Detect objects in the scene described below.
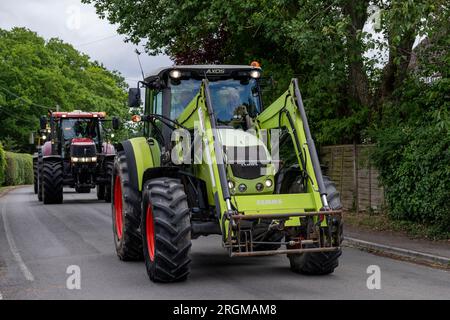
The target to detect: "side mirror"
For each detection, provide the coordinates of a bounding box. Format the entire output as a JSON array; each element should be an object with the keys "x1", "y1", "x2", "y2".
[
  {"x1": 40, "y1": 116, "x2": 47, "y2": 130},
  {"x1": 128, "y1": 88, "x2": 141, "y2": 108},
  {"x1": 112, "y1": 117, "x2": 120, "y2": 130}
]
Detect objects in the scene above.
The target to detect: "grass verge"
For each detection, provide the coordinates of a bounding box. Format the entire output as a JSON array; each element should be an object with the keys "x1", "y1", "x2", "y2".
[{"x1": 344, "y1": 211, "x2": 450, "y2": 241}]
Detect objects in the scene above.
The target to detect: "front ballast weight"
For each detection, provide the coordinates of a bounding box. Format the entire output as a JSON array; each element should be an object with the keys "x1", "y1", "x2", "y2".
[{"x1": 223, "y1": 210, "x2": 342, "y2": 257}]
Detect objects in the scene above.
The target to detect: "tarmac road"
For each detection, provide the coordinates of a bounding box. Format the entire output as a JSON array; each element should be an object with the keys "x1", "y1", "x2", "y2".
[{"x1": 0, "y1": 186, "x2": 449, "y2": 300}]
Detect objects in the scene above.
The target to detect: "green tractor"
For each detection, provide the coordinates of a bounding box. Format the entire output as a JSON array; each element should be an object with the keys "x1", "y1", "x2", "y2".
[{"x1": 112, "y1": 64, "x2": 343, "y2": 282}]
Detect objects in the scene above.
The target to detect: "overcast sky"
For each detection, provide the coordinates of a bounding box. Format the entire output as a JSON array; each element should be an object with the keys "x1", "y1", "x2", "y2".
[{"x1": 0, "y1": 0, "x2": 172, "y2": 87}]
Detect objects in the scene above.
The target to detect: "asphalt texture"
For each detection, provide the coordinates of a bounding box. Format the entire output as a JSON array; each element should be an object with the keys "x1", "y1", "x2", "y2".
[{"x1": 0, "y1": 186, "x2": 449, "y2": 300}]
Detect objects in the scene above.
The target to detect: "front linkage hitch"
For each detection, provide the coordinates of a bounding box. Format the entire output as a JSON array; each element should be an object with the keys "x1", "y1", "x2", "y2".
[{"x1": 223, "y1": 210, "x2": 342, "y2": 257}]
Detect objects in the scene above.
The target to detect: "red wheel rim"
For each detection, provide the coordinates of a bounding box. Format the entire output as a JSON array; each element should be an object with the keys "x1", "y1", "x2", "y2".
[
  {"x1": 114, "y1": 175, "x2": 123, "y2": 239},
  {"x1": 146, "y1": 205, "x2": 155, "y2": 261}
]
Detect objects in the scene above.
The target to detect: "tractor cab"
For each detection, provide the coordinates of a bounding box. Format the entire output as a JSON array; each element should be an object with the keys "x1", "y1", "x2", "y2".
[
  {"x1": 130, "y1": 65, "x2": 263, "y2": 129},
  {"x1": 49, "y1": 111, "x2": 105, "y2": 159},
  {"x1": 130, "y1": 65, "x2": 273, "y2": 195}
]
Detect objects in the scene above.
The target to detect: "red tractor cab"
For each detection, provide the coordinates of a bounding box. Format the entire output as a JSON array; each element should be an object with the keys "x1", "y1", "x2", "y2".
[{"x1": 35, "y1": 110, "x2": 120, "y2": 204}]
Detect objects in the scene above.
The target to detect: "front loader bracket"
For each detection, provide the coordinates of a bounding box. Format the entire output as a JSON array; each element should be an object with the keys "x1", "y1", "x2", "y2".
[{"x1": 223, "y1": 210, "x2": 342, "y2": 257}]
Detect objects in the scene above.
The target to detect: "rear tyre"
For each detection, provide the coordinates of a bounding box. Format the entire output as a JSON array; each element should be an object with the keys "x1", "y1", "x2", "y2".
[
  {"x1": 42, "y1": 161, "x2": 63, "y2": 204},
  {"x1": 142, "y1": 178, "x2": 191, "y2": 283},
  {"x1": 104, "y1": 160, "x2": 113, "y2": 203},
  {"x1": 288, "y1": 175, "x2": 343, "y2": 275},
  {"x1": 96, "y1": 184, "x2": 105, "y2": 200},
  {"x1": 33, "y1": 160, "x2": 38, "y2": 194},
  {"x1": 37, "y1": 151, "x2": 43, "y2": 201},
  {"x1": 112, "y1": 151, "x2": 143, "y2": 261}
]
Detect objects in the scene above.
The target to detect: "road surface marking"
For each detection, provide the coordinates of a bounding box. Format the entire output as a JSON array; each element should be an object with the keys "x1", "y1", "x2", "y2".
[{"x1": 1, "y1": 203, "x2": 35, "y2": 281}]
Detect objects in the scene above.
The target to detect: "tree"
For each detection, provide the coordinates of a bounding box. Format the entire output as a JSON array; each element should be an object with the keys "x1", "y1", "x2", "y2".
[
  {"x1": 0, "y1": 28, "x2": 128, "y2": 152},
  {"x1": 84, "y1": 0, "x2": 447, "y2": 142}
]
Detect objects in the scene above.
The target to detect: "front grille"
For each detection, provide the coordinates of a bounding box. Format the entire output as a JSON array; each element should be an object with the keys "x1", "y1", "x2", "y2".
[
  {"x1": 230, "y1": 163, "x2": 267, "y2": 179},
  {"x1": 224, "y1": 145, "x2": 269, "y2": 179},
  {"x1": 70, "y1": 144, "x2": 96, "y2": 157}
]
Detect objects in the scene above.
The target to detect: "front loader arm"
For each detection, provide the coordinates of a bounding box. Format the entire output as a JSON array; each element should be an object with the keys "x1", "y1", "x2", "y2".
[
  {"x1": 176, "y1": 80, "x2": 233, "y2": 233},
  {"x1": 256, "y1": 78, "x2": 330, "y2": 210},
  {"x1": 177, "y1": 78, "x2": 337, "y2": 254}
]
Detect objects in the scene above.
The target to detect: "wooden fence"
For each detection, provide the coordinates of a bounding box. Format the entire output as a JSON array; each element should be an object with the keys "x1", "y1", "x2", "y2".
[{"x1": 320, "y1": 144, "x2": 385, "y2": 212}]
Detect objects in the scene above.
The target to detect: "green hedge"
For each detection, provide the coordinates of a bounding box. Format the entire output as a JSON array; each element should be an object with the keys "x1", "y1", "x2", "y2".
[
  {"x1": 0, "y1": 143, "x2": 6, "y2": 185},
  {"x1": 3, "y1": 152, "x2": 34, "y2": 186},
  {"x1": 372, "y1": 121, "x2": 450, "y2": 238}
]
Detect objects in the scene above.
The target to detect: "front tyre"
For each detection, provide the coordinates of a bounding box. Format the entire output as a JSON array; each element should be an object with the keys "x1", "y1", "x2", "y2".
[
  {"x1": 142, "y1": 178, "x2": 191, "y2": 283},
  {"x1": 42, "y1": 161, "x2": 63, "y2": 204},
  {"x1": 288, "y1": 176, "x2": 343, "y2": 275},
  {"x1": 251, "y1": 220, "x2": 284, "y2": 251}
]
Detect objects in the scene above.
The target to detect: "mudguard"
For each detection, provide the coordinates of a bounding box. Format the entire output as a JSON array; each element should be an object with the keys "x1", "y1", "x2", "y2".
[
  {"x1": 42, "y1": 155, "x2": 62, "y2": 162},
  {"x1": 118, "y1": 137, "x2": 161, "y2": 192},
  {"x1": 41, "y1": 141, "x2": 53, "y2": 156}
]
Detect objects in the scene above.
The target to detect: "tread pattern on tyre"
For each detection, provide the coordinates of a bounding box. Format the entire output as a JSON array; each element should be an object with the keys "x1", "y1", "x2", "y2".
[
  {"x1": 288, "y1": 175, "x2": 343, "y2": 275},
  {"x1": 142, "y1": 178, "x2": 191, "y2": 283},
  {"x1": 104, "y1": 160, "x2": 113, "y2": 203},
  {"x1": 33, "y1": 159, "x2": 38, "y2": 194},
  {"x1": 42, "y1": 161, "x2": 63, "y2": 204},
  {"x1": 37, "y1": 151, "x2": 43, "y2": 201},
  {"x1": 112, "y1": 151, "x2": 143, "y2": 261}
]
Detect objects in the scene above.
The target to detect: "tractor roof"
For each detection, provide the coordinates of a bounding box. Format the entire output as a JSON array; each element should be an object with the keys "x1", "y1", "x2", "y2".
[
  {"x1": 144, "y1": 64, "x2": 261, "y2": 82},
  {"x1": 51, "y1": 110, "x2": 106, "y2": 119}
]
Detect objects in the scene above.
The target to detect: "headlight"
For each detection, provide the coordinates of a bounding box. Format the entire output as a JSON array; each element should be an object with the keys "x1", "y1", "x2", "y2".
[
  {"x1": 228, "y1": 180, "x2": 235, "y2": 189},
  {"x1": 265, "y1": 179, "x2": 273, "y2": 187},
  {"x1": 71, "y1": 157, "x2": 97, "y2": 163},
  {"x1": 238, "y1": 184, "x2": 247, "y2": 192},
  {"x1": 256, "y1": 183, "x2": 264, "y2": 192},
  {"x1": 169, "y1": 69, "x2": 182, "y2": 79},
  {"x1": 41, "y1": 135, "x2": 47, "y2": 140},
  {"x1": 249, "y1": 70, "x2": 261, "y2": 79}
]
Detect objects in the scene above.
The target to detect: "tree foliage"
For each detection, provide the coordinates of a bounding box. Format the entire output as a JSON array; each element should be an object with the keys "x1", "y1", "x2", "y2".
[
  {"x1": 0, "y1": 143, "x2": 6, "y2": 185},
  {"x1": 83, "y1": 0, "x2": 448, "y2": 144},
  {"x1": 84, "y1": 0, "x2": 449, "y2": 233},
  {"x1": 0, "y1": 28, "x2": 128, "y2": 152}
]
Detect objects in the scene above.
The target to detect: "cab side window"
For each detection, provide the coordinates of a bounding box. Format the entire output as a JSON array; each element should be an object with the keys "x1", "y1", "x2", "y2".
[
  {"x1": 153, "y1": 91, "x2": 162, "y2": 115},
  {"x1": 150, "y1": 91, "x2": 163, "y2": 141}
]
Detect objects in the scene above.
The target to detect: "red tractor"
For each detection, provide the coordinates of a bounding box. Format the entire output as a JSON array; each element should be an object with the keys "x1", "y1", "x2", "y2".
[{"x1": 34, "y1": 110, "x2": 119, "y2": 204}]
